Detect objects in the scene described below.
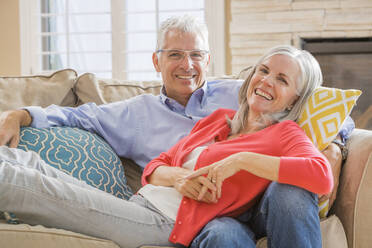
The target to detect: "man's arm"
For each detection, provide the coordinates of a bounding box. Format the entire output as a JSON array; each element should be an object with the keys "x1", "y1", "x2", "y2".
[
  {"x1": 319, "y1": 139, "x2": 343, "y2": 207},
  {"x1": 319, "y1": 116, "x2": 354, "y2": 206},
  {"x1": 0, "y1": 110, "x2": 32, "y2": 147}
]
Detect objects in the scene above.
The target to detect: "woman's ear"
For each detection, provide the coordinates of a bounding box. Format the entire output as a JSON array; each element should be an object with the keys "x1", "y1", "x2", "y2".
[{"x1": 287, "y1": 95, "x2": 300, "y2": 111}]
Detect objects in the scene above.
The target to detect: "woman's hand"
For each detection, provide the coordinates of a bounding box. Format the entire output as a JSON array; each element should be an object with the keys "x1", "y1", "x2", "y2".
[
  {"x1": 186, "y1": 154, "x2": 241, "y2": 201},
  {"x1": 174, "y1": 174, "x2": 218, "y2": 204},
  {"x1": 148, "y1": 166, "x2": 217, "y2": 203}
]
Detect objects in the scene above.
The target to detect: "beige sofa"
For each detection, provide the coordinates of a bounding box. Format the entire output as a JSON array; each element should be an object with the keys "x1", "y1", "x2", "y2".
[{"x1": 0, "y1": 69, "x2": 371, "y2": 248}]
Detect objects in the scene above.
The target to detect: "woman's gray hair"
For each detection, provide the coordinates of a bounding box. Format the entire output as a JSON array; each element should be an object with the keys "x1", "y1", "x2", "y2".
[
  {"x1": 228, "y1": 45, "x2": 323, "y2": 135},
  {"x1": 156, "y1": 15, "x2": 209, "y2": 51}
]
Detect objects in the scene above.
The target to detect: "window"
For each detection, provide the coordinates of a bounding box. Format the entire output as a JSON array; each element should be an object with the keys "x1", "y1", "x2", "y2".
[{"x1": 20, "y1": 0, "x2": 225, "y2": 80}]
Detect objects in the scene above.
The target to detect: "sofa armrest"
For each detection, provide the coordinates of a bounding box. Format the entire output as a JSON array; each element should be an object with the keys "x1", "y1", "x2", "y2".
[{"x1": 332, "y1": 128, "x2": 372, "y2": 248}]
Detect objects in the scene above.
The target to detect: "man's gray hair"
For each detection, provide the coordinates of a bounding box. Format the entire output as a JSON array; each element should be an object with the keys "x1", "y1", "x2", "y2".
[
  {"x1": 228, "y1": 45, "x2": 323, "y2": 135},
  {"x1": 156, "y1": 15, "x2": 209, "y2": 51}
]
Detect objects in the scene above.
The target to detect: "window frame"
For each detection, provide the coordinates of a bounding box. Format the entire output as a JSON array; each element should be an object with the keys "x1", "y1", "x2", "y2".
[{"x1": 19, "y1": 0, "x2": 225, "y2": 78}]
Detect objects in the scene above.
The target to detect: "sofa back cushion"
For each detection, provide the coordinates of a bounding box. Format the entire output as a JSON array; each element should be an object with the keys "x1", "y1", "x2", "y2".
[
  {"x1": 17, "y1": 127, "x2": 133, "y2": 200},
  {"x1": 0, "y1": 69, "x2": 77, "y2": 111},
  {"x1": 75, "y1": 73, "x2": 162, "y2": 105}
]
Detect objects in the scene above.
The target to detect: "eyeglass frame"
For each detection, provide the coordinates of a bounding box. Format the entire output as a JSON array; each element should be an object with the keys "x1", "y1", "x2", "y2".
[{"x1": 155, "y1": 49, "x2": 209, "y2": 62}]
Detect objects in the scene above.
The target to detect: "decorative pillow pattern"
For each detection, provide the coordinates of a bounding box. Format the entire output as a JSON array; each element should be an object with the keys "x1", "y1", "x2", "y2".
[
  {"x1": 298, "y1": 87, "x2": 362, "y2": 151},
  {"x1": 17, "y1": 127, "x2": 133, "y2": 200},
  {"x1": 297, "y1": 86, "x2": 361, "y2": 218}
]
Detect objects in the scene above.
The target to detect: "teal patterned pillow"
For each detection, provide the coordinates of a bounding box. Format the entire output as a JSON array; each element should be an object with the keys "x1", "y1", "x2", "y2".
[{"x1": 17, "y1": 127, "x2": 133, "y2": 199}]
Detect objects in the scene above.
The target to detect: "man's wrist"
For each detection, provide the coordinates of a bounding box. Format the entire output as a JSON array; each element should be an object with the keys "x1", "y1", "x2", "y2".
[
  {"x1": 19, "y1": 109, "x2": 33, "y2": 126},
  {"x1": 331, "y1": 139, "x2": 348, "y2": 163}
]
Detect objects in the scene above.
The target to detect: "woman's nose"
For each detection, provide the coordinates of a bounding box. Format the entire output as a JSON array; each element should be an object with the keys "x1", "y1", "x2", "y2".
[{"x1": 261, "y1": 75, "x2": 274, "y2": 87}]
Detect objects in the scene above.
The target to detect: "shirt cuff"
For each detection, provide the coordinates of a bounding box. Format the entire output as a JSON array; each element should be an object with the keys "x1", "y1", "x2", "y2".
[
  {"x1": 338, "y1": 116, "x2": 355, "y2": 144},
  {"x1": 21, "y1": 106, "x2": 50, "y2": 128}
]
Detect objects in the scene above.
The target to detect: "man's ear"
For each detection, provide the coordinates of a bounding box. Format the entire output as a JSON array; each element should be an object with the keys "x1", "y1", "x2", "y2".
[{"x1": 152, "y1": 52, "x2": 161, "y2": 72}]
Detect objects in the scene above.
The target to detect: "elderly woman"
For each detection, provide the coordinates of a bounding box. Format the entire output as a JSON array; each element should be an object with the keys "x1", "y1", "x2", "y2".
[
  {"x1": 143, "y1": 45, "x2": 332, "y2": 247},
  {"x1": 0, "y1": 45, "x2": 332, "y2": 248}
]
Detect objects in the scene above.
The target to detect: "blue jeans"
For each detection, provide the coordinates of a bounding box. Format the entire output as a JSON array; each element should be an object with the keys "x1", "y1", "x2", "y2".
[{"x1": 190, "y1": 182, "x2": 321, "y2": 248}]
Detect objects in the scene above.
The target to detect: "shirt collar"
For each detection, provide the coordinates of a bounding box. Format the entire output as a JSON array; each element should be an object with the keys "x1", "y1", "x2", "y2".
[
  {"x1": 159, "y1": 80, "x2": 208, "y2": 105},
  {"x1": 159, "y1": 86, "x2": 169, "y2": 104}
]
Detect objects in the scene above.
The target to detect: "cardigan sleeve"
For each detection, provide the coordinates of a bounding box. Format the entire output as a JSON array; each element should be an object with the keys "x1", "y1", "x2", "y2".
[
  {"x1": 141, "y1": 145, "x2": 179, "y2": 186},
  {"x1": 278, "y1": 121, "x2": 333, "y2": 195},
  {"x1": 141, "y1": 108, "x2": 235, "y2": 186}
]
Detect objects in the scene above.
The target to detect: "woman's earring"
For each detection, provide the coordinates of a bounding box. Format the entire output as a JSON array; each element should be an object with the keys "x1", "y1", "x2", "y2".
[{"x1": 286, "y1": 106, "x2": 293, "y2": 111}]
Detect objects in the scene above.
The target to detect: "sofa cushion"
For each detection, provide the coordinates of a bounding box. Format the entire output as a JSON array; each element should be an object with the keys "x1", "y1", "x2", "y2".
[
  {"x1": 75, "y1": 73, "x2": 162, "y2": 105},
  {"x1": 0, "y1": 220, "x2": 119, "y2": 248},
  {"x1": 17, "y1": 127, "x2": 133, "y2": 200},
  {"x1": 0, "y1": 69, "x2": 78, "y2": 111}
]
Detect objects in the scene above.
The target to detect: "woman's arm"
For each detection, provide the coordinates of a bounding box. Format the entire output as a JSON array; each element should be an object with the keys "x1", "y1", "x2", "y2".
[
  {"x1": 186, "y1": 151, "x2": 280, "y2": 199},
  {"x1": 142, "y1": 136, "x2": 217, "y2": 203},
  {"x1": 142, "y1": 109, "x2": 233, "y2": 202},
  {"x1": 187, "y1": 121, "x2": 333, "y2": 200},
  {"x1": 148, "y1": 165, "x2": 191, "y2": 186},
  {"x1": 148, "y1": 165, "x2": 217, "y2": 203}
]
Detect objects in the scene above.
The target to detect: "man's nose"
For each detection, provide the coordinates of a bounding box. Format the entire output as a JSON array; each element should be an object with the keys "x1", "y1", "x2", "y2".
[{"x1": 180, "y1": 54, "x2": 193, "y2": 70}]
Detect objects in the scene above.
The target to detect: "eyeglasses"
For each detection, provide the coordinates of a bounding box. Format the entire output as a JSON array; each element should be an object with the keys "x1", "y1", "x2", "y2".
[{"x1": 156, "y1": 49, "x2": 209, "y2": 62}]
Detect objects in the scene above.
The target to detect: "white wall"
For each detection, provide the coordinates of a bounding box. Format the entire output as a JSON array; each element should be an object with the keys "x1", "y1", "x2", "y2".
[{"x1": 0, "y1": 0, "x2": 21, "y2": 76}]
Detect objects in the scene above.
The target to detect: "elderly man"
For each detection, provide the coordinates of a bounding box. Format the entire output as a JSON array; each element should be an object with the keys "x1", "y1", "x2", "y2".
[{"x1": 0, "y1": 15, "x2": 350, "y2": 247}]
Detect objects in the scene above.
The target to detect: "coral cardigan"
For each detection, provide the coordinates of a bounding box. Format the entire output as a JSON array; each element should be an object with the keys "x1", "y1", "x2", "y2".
[{"x1": 142, "y1": 109, "x2": 333, "y2": 246}]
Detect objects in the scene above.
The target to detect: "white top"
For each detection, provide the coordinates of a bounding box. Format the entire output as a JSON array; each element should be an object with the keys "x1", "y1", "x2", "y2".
[{"x1": 138, "y1": 142, "x2": 213, "y2": 220}]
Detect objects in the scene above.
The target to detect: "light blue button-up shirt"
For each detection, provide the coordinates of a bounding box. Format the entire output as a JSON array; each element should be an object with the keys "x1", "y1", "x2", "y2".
[{"x1": 26, "y1": 80, "x2": 243, "y2": 168}]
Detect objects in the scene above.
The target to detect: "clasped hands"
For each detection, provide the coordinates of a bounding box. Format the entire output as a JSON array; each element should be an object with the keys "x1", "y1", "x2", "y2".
[{"x1": 175, "y1": 155, "x2": 240, "y2": 204}]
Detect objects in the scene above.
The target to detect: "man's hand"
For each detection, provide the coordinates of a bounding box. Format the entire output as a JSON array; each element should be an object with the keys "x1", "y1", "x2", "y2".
[
  {"x1": 0, "y1": 110, "x2": 32, "y2": 147},
  {"x1": 319, "y1": 140, "x2": 343, "y2": 207}
]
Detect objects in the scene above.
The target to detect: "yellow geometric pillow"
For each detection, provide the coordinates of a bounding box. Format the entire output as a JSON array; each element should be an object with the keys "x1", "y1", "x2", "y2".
[
  {"x1": 297, "y1": 86, "x2": 362, "y2": 219},
  {"x1": 298, "y1": 86, "x2": 362, "y2": 151}
]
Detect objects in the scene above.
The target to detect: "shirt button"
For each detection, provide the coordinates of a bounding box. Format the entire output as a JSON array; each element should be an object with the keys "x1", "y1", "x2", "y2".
[
  {"x1": 183, "y1": 200, "x2": 187, "y2": 204},
  {"x1": 178, "y1": 221, "x2": 182, "y2": 225},
  {"x1": 173, "y1": 235, "x2": 177, "y2": 239}
]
